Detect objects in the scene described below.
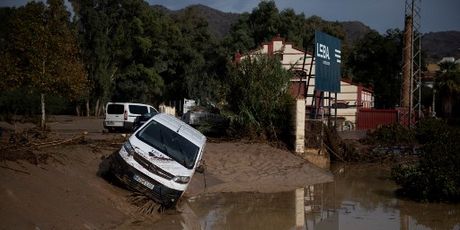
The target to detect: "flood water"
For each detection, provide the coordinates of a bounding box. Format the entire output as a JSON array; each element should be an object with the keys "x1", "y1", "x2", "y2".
[{"x1": 154, "y1": 164, "x2": 460, "y2": 229}]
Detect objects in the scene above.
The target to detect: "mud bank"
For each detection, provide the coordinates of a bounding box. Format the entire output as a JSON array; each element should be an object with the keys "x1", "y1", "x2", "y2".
[
  {"x1": 0, "y1": 136, "x2": 332, "y2": 229},
  {"x1": 187, "y1": 142, "x2": 333, "y2": 196}
]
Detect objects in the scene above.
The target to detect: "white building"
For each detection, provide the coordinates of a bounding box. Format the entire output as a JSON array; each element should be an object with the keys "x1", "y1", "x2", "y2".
[{"x1": 236, "y1": 35, "x2": 374, "y2": 125}]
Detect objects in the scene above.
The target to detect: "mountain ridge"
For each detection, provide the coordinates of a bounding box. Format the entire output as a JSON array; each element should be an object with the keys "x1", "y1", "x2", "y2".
[{"x1": 153, "y1": 4, "x2": 460, "y2": 61}]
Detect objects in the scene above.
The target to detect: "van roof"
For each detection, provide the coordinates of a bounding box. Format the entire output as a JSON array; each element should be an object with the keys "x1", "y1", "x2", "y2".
[
  {"x1": 107, "y1": 102, "x2": 152, "y2": 107},
  {"x1": 152, "y1": 113, "x2": 206, "y2": 147}
]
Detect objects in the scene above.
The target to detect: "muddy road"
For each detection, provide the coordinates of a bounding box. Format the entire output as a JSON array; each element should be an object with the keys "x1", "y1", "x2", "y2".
[{"x1": 0, "y1": 116, "x2": 332, "y2": 229}]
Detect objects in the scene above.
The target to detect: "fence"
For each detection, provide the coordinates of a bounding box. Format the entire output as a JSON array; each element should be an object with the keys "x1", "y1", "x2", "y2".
[
  {"x1": 158, "y1": 104, "x2": 176, "y2": 116},
  {"x1": 356, "y1": 108, "x2": 398, "y2": 130}
]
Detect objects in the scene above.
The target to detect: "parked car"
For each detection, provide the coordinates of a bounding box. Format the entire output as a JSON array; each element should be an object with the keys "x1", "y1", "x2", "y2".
[
  {"x1": 109, "y1": 113, "x2": 207, "y2": 208},
  {"x1": 182, "y1": 106, "x2": 226, "y2": 126},
  {"x1": 104, "y1": 102, "x2": 158, "y2": 132},
  {"x1": 181, "y1": 106, "x2": 228, "y2": 136}
]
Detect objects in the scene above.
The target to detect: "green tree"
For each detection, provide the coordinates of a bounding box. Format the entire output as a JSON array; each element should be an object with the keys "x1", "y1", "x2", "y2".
[
  {"x1": 226, "y1": 55, "x2": 293, "y2": 140},
  {"x1": 0, "y1": 7, "x2": 18, "y2": 92},
  {"x1": 74, "y1": 0, "x2": 227, "y2": 108},
  {"x1": 171, "y1": 7, "x2": 227, "y2": 103},
  {"x1": 348, "y1": 30, "x2": 403, "y2": 108},
  {"x1": 223, "y1": 13, "x2": 255, "y2": 53},
  {"x1": 1, "y1": 0, "x2": 87, "y2": 127},
  {"x1": 435, "y1": 62, "x2": 460, "y2": 118},
  {"x1": 149, "y1": 3, "x2": 227, "y2": 105},
  {"x1": 224, "y1": 1, "x2": 346, "y2": 60},
  {"x1": 72, "y1": 0, "x2": 116, "y2": 116},
  {"x1": 110, "y1": 0, "x2": 164, "y2": 103},
  {"x1": 278, "y1": 9, "x2": 306, "y2": 48},
  {"x1": 249, "y1": 1, "x2": 280, "y2": 46},
  {"x1": 74, "y1": 0, "x2": 165, "y2": 106},
  {"x1": 161, "y1": 7, "x2": 210, "y2": 101},
  {"x1": 223, "y1": 1, "x2": 283, "y2": 53}
]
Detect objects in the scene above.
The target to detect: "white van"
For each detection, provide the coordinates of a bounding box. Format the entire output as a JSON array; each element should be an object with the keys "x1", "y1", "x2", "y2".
[
  {"x1": 104, "y1": 102, "x2": 158, "y2": 131},
  {"x1": 110, "y1": 113, "x2": 206, "y2": 208}
]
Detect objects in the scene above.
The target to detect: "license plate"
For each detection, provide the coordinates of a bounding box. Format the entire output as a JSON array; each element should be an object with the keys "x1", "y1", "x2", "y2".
[
  {"x1": 106, "y1": 121, "x2": 114, "y2": 125},
  {"x1": 133, "y1": 174, "x2": 154, "y2": 190}
]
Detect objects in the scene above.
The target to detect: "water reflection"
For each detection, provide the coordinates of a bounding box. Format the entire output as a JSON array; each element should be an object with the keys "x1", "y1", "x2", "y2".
[
  {"x1": 189, "y1": 192, "x2": 296, "y2": 230},
  {"x1": 311, "y1": 163, "x2": 460, "y2": 230},
  {"x1": 153, "y1": 164, "x2": 460, "y2": 229}
]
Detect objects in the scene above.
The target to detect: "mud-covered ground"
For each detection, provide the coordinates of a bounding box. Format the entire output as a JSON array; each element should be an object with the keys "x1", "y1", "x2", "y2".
[{"x1": 0, "y1": 116, "x2": 332, "y2": 229}]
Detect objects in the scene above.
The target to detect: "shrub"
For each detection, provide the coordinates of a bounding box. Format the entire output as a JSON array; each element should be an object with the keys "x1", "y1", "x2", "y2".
[
  {"x1": 415, "y1": 118, "x2": 448, "y2": 144},
  {"x1": 0, "y1": 88, "x2": 73, "y2": 121},
  {"x1": 391, "y1": 125, "x2": 460, "y2": 202},
  {"x1": 225, "y1": 55, "x2": 294, "y2": 141},
  {"x1": 363, "y1": 123, "x2": 415, "y2": 146}
]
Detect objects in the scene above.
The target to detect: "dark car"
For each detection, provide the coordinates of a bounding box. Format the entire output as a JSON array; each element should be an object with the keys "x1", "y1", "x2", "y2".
[
  {"x1": 181, "y1": 106, "x2": 228, "y2": 136},
  {"x1": 132, "y1": 112, "x2": 158, "y2": 131}
]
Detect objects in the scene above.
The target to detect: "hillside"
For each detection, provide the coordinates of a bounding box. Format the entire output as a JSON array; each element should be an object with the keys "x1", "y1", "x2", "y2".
[
  {"x1": 422, "y1": 31, "x2": 460, "y2": 61},
  {"x1": 340, "y1": 21, "x2": 374, "y2": 45},
  {"x1": 152, "y1": 4, "x2": 240, "y2": 39},
  {"x1": 152, "y1": 4, "x2": 459, "y2": 61}
]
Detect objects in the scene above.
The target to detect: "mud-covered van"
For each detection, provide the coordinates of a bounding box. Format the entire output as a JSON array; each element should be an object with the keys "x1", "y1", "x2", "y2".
[
  {"x1": 104, "y1": 102, "x2": 158, "y2": 132},
  {"x1": 110, "y1": 113, "x2": 206, "y2": 208}
]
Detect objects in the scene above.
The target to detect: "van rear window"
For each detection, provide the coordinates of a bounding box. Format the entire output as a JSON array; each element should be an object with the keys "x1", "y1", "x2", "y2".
[
  {"x1": 107, "y1": 104, "x2": 124, "y2": 114},
  {"x1": 129, "y1": 105, "x2": 148, "y2": 115}
]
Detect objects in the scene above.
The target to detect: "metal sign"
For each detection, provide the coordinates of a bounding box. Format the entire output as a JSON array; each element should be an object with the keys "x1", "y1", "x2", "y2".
[{"x1": 315, "y1": 31, "x2": 341, "y2": 93}]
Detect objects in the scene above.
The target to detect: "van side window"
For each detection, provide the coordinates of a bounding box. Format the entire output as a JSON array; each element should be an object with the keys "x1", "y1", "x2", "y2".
[
  {"x1": 129, "y1": 105, "x2": 148, "y2": 115},
  {"x1": 107, "y1": 104, "x2": 124, "y2": 114}
]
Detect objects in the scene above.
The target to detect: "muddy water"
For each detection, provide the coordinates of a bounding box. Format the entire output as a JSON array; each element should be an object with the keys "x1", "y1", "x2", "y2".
[
  {"x1": 320, "y1": 164, "x2": 460, "y2": 230},
  {"x1": 154, "y1": 164, "x2": 460, "y2": 229}
]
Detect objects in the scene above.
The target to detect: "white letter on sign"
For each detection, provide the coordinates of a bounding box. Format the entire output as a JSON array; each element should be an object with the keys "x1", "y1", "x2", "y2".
[{"x1": 316, "y1": 43, "x2": 330, "y2": 60}]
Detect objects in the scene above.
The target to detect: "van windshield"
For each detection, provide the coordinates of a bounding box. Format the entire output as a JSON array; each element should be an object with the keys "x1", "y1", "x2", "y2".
[{"x1": 136, "y1": 120, "x2": 199, "y2": 169}]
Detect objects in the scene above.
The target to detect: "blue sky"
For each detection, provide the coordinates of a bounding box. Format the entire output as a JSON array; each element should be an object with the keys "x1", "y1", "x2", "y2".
[{"x1": 2, "y1": 0, "x2": 459, "y2": 33}]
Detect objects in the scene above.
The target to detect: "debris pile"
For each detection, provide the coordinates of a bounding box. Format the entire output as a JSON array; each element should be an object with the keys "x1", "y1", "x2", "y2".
[
  {"x1": 128, "y1": 192, "x2": 164, "y2": 214},
  {"x1": 0, "y1": 127, "x2": 87, "y2": 164}
]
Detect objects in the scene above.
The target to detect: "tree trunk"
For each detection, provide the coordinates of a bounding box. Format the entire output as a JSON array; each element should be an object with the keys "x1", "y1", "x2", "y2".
[
  {"x1": 86, "y1": 99, "x2": 90, "y2": 117},
  {"x1": 443, "y1": 94, "x2": 453, "y2": 118},
  {"x1": 76, "y1": 105, "x2": 80, "y2": 116},
  {"x1": 41, "y1": 93, "x2": 46, "y2": 129},
  {"x1": 95, "y1": 99, "x2": 100, "y2": 118}
]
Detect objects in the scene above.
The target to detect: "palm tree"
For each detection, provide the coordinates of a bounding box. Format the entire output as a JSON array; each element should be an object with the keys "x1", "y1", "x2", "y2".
[{"x1": 435, "y1": 61, "x2": 460, "y2": 117}]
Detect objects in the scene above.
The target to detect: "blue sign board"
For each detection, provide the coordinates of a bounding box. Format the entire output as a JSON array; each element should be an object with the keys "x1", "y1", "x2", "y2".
[{"x1": 315, "y1": 31, "x2": 341, "y2": 93}]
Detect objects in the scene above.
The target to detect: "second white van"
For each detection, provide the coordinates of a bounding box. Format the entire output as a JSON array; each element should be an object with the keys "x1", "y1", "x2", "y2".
[{"x1": 104, "y1": 102, "x2": 158, "y2": 132}]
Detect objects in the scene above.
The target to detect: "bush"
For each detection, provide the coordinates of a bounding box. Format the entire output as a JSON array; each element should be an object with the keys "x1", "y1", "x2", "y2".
[
  {"x1": 225, "y1": 55, "x2": 294, "y2": 141},
  {"x1": 0, "y1": 88, "x2": 74, "y2": 122},
  {"x1": 363, "y1": 123, "x2": 415, "y2": 146},
  {"x1": 391, "y1": 124, "x2": 460, "y2": 202},
  {"x1": 415, "y1": 118, "x2": 448, "y2": 144}
]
